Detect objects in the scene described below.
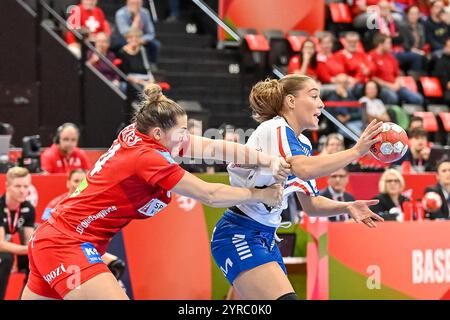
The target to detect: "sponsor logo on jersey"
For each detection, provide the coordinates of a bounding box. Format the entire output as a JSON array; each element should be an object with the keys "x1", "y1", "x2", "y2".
[
  {"x1": 43, "y1": 263, "x2": 67, "y2": 284},
  {"x1": 75, "y1": 206, "x2": 117, "y2": 234},
  {"x1": 81, "y1": 242, "x2": 103, "y2": 264},
  {"x1": 138, "y1": 199, "x2": 167, "y2": 217}
]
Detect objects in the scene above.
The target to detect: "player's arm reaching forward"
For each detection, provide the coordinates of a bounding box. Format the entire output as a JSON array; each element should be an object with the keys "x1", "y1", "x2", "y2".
[
  {"x1": 185, "y1": 134, "x2": 291, "y2": 182},
  {"x1": 297, "y1": 193, "x2": 384, "y2": 228},
  {"x1": 172, "y1": 172, "x2": 283, "y2": 208},
  {"x1": 287, "y1": 120, "x2": 383, "y2": 180}
]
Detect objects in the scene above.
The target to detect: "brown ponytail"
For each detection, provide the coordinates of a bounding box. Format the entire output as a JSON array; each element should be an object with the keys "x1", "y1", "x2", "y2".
[{"x1": 249, "y1": 74, "x2": 314, "y2": 123}]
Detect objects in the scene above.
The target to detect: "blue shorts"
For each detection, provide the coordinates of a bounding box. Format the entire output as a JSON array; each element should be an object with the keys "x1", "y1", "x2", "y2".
[{"x1": 211, "y1": 210, "x2": 287, "y2": 285}]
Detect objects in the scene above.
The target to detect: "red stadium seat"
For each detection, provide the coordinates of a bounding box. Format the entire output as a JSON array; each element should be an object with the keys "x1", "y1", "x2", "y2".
[
  {"x1": 400, "y1": 76, "x2": 418, "y2": 93},
  {"x1": 286, "y1": 35, "x2": 319, "y2": 52},
  {"x1": 329, "y1": 3, "x2": 352, "y2": 23},
  {"x1": 439, "y1": 112, "x2": 450, "y2": 132},
  {"x1": 243, "y1": 34, "x2": 270, "y2": 51},
  {"x1": 420, "y1": 77, "x2": 443, "y2": 98},
  {"x1": 413, "y1": 112, "x2": 439, "y2": 132}
]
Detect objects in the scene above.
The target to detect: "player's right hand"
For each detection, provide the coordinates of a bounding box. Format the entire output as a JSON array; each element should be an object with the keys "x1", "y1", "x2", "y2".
[
  {"x1": 261, "y1": 184, "x2": 284, "y2": 208},
  {"x1": 353, "y1": 120, "x2": 383, "y2": 157},
  {"x1": 270, "y1": 157, "x2": 291, "y2": 183}
]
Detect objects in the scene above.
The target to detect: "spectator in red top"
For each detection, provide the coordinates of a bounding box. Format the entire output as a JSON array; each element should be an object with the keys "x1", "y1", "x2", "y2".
[
  {"x1": 287, "y1": 39, "x2": 318, "y2": 79},
  {"x1": 369, "y1": 33, "x2": 424, "y2": 104},
  {"x1": 334, "y1": 32, "x2": 376, "y2": 85},
  {"x1": 40, "y1": 123, "x2": 90, "y2": 174},
  {"x1": 368, "y1": 1, "x2": 425, "y2": 72},
  {"x1": 66, "y1": 0, "x2": 110, "y2": 45},
  {"x1": 315, "y1": 32, "x2": 350, "y2": 85}
]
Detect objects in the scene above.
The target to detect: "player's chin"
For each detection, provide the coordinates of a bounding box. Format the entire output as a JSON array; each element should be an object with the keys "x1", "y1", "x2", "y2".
[{"x1": 307, "y1": 118, "x2": 320, "y2": 130}]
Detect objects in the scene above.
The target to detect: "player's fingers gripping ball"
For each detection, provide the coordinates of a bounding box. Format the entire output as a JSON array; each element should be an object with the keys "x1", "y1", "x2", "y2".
[
  {"x1": 370, "y1": 122, "x2": 409, "y2": 163},
  {"x1": 422, "y1": 192, "x2": 443, "y2": 212}
]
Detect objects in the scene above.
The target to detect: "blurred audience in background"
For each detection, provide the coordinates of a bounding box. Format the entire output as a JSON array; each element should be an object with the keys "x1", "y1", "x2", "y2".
[{"x1": 320, "y1": 167, "x2": 355, "y2": 222}]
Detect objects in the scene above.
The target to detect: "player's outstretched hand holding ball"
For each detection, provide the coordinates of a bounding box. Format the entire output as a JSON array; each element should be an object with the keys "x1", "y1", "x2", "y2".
[
  {"x1": 353, "y1": 120, "x2": 384, "y2": 157},
  {"x1": 369, "y1": 122, "x2": 409, "y2": 163}
]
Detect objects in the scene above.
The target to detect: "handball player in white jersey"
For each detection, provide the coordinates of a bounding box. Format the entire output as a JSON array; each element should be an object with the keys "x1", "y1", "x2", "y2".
[{"x1": 211, "y1": 74, "x2": 384, "y2": 300}]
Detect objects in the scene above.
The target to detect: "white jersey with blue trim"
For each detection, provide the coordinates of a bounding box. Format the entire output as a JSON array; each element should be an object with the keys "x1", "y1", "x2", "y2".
[{"x1": 227, "y1": 116, "x2": 319, "y2": 227}]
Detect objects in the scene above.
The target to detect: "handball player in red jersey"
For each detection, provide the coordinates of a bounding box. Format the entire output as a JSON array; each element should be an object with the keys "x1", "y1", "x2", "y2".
[{"x1": 21, "y1": 84, "x2": 289, "y2": 300}]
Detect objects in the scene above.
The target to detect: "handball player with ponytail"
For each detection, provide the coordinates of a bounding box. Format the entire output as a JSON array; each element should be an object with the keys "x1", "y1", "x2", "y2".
[
  {"x1": 21, "y1": 84, "x2": 289, "y2": 300},
  {"x1": 211, "y1": 75, "x2": 384, "y2": 300}
]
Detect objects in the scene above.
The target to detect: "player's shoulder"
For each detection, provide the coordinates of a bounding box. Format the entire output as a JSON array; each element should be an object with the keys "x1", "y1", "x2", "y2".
[
  {"x1": 257, "y1": 116, "x2": 288, "y2": 131},
  {"x1": 136, "y1": 145, "x2": 177, "y2": 165}
]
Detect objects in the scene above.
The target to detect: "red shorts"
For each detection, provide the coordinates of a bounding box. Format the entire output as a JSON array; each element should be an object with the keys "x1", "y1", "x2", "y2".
[{"x1": 27, "y1": 222, "x2": 110, "y2": 299}]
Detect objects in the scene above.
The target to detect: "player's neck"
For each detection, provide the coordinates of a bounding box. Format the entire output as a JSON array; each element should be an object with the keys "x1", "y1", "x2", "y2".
[
  {"x1": 5, "y1": 194, "x2": 20, "y2": 211},
  {"x1": 282, "y1": 113, "x2": 302, "y2": 136}
]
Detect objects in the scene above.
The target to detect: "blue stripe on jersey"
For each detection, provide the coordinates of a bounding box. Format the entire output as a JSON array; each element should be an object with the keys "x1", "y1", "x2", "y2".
[
  {"x1": 306, "y1": 180, "x2": 319, "y2": 196},
  {"x1": 285, "y1": 127, "x2": 311, "y2": 156},
  {"x1": 287, "y1": 175, "x2": 296, "y2": 181},
  {"x1": 156, "y1": 150, "x2": 176, "y2": 164}
]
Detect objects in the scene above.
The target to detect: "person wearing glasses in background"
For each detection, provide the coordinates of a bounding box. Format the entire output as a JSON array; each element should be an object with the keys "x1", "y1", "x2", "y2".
[
  {"x1": 320, "y1": 167, "x2": 355, "y2": 222},
  {"x1": 369, "y1": 168, "x2": 410, "y2": 221}
]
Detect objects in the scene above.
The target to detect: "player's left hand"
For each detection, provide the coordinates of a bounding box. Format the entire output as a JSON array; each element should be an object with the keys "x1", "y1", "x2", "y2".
[
  {"x1": 270, "y1": 157, "x2": 291, "y2": 183},
  {"x1": 346, "y1": 200, "x2": 384, "y2": 228}
]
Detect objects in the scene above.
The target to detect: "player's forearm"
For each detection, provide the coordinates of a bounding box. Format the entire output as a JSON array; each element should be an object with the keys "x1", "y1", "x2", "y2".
[
  {"x1": 300, "y1": 195, "x2": 350, "y2": 217},
  {"x1": 188, "y1": 135, "x2": 273, "y2": 167},
  {"x1": 288, "y1": 148, "x2": 360, "y2": 181},
  {"x1": 0, "y1": 241, "x2": 28, "y2": 255},
  {"x1": 201, "y1": 183, "x2": 264, "y2": 208}
]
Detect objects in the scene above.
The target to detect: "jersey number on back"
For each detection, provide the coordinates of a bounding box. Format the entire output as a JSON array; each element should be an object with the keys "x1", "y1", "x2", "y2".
[{"x1": 90, "y1": 143, "x2": 121, "y2": 177}]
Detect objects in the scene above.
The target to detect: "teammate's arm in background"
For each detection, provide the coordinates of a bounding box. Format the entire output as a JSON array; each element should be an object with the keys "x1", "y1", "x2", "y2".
[
  {"x1": 296, "y1": 193, "x2": 383, "y2": 228},
  {"x1": 0, "y1": 227, "x2": 28, "y2": 255},
  {"x1": 287, "y1": 120, "x2": 383, "y2": 180},
  {"x1": 171, "y1": 171, "x2": 283, "y2": 208}
]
